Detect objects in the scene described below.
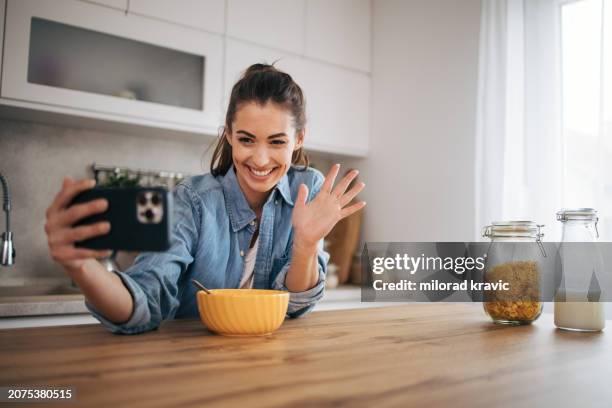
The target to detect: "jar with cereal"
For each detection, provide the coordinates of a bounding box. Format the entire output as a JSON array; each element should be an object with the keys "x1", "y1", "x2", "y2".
[{"x1": 481, "y1": 221, "x2": 546, "y2": 325}]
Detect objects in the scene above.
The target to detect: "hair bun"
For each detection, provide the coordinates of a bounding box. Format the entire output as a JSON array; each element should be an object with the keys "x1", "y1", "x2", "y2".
[{"x1": 244, "y1": 63, "x2": 278, "y2": 76}]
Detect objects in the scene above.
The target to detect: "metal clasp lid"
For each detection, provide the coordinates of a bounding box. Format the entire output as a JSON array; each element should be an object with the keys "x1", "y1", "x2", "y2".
[
  {"x1": 482, "y1": 220, "x2": 546, "y2": 257},
  {"x1": 556, "y1": 208, "x2": 599, "y2": 238},
  {"x1": 535, "y1": 224, "x2": 546, "y2": 257}
]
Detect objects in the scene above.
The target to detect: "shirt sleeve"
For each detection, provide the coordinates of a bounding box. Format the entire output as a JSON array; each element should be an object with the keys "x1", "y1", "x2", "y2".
[
  {"x1": 271, "y1": 171, "x2": 330, "y2": 318},
  {"x1": 271, "y1": 238, "x2": 329, "y2": 318},
  {"x1": 85, "y1": 184, "x2": 201, "y2": 334}
]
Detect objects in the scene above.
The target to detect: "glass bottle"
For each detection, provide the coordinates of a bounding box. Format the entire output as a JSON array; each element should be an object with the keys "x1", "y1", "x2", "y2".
[
  {"x1": 554, "y1": 208, "x2": 605, "y2": 331},
  {"x1": 481, "y1": 221, "x2": 545, "y2": 325}
]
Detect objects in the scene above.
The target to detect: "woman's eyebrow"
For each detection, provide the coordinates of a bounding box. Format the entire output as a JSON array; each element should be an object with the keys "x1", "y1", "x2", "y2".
[{"x1": 236, "y1": 130, "x2": 288, "y2": 139}]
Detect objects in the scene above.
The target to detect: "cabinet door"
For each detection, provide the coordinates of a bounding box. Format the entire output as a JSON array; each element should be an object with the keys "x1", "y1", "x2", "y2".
[
  {"x1": 305, "y1": 0, "x2": 371, "y2": 72},
  {"x1": 224, "y1": 39, "x2": 369, "y2": 157},
  {"x1": 84, "y1": 0, "x2": 127, "y2": 10},
  {"x1": 227, "y1": 0, "x2": 305, "y2": 54},
  {"x1": 129, "y1": 0, "x2": 225, "y2": 34},
  {"x1": 295, "y1": 59, "x2": 370, "y2": 156},
  {"x1": 2, "y1": 0, "x2": 223, "y2": 133}
]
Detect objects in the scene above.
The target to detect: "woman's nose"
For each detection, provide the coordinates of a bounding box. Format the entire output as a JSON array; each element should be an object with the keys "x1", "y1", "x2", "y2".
[{"x1": 252, "y1": 147, "x2": 270, "y2": 167}]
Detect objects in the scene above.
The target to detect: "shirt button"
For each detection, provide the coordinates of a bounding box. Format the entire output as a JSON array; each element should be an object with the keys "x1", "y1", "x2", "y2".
[
  {"x1": 275, "y1": 200, "x2": 278, "y2": 205},
  {"x1": 240, "y1": 250, "x2": 245, "y2": 257},
  {"x1": 250, "y1": 220, "x2": 256, "y2": 226}
]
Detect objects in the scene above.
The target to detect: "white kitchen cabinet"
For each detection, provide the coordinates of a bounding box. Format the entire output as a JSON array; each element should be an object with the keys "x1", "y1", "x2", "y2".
[
  {"x1": 1, "y1": 0, "x2": 224, "y2": 137},
  {"x1": 227, "y1": 0, "x2": 305, "y2": 54},
  {"x1": 296, "y1": 58, "x2": 370, "y2": 156},
  {"x1": 129, "y1": 0, "x2": 225, "y2": 34},
  {"x1": 224, "y1": 39, "x2": 369, "y2": 157},
  {"x1": 305, "y1": 0, "x2": 371, "y2": 72},
  {"x1": 83, "y1": 0, "x2": 127, "y2": 10}
]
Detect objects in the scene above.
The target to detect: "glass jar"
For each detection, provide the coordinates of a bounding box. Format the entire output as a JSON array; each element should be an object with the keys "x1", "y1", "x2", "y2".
[
  {"x1": 481, "y1": 221, "x2": 545, "y2": 325},
  {"x1": 554, "y1": 208, "x2": 605, "y2": 331}
]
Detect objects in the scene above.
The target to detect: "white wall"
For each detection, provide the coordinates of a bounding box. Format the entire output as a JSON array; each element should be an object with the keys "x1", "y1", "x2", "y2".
[{"x1": 356, "y1": 0, "x2": 481, "y2": 242}]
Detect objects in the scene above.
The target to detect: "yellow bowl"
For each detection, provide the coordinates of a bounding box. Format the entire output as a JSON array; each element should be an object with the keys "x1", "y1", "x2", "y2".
[{"x1": 197, "y1": 289, "x2": 289, "y2": 336}]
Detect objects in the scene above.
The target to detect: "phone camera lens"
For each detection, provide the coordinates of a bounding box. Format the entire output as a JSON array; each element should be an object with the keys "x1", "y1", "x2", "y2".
[
  {"x1": 144, "y1": 209, "x2": 154, "y2": 220},
  {"x1": 138, "y1": 194, "x2": 148, "y2": 206},
  {"x1": 151, "y1": 193, "x2": 161, "y2": 206}
]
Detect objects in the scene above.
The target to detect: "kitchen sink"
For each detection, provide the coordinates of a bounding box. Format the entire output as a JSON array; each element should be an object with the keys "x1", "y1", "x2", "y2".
[{"x1": 0, "y1": 285, "x2": 88, "y2": 317}]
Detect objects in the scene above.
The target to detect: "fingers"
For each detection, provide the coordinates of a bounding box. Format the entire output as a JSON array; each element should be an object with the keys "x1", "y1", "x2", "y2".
[
  {"x1": 340, "y1": 201, "x2": 366, "y2": 219},
  {"x1": 332, "y1": 169, "x2": 359, "y2": 198},
  {"x1": 45, "y1": 177, "x2": 111, "y2": 269},
  {"x1": 321, "y1": 164, "x2": 341, "y2": 194},
  {"x1": 48, "y1": 221, "x2": 111, "y2": 264},
  {"x1": 47, "y1": 178, "x2": 96, "y2": 216},
  {"x1": 48, "y1": 222, "x2": 111, "y2": 246},
  {"x1": 295, "y1": 183, "x2": 309, "y2": 207},
  {"x1": 340, "y1": 182, "x2": 366, "y2": 207},
  {"x1": 52, "y1": 199, "x2": 108, "y2": 228},
  {"x1": 62, "y1": 176, "x2": 74, "y2": 189}
]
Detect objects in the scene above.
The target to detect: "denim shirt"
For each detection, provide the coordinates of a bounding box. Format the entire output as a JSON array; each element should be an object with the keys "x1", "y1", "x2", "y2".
[{"x1": 86, "y1": 165, "x2": 329, "y2": 334}]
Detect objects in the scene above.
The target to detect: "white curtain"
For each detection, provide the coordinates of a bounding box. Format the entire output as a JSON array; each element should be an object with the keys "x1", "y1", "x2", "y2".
[{"x1": 475, "y1": 0, "x2": 610, "y2": 241}]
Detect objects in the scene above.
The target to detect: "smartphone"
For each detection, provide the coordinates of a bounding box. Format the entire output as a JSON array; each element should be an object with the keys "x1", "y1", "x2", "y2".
[{"x1": 70, "y1": 187, "x2": 173, "y2": 251}]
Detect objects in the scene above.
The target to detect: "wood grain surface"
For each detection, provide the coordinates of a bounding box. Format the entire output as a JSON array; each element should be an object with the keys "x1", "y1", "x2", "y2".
[{"x1": 1, "y1": 304, "x2": 610, "y2": 408}]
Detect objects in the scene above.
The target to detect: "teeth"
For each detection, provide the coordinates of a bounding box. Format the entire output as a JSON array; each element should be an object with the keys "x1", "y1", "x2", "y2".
[{"x1": 250, "y1": 167, "x2": 274, "y2": 177}]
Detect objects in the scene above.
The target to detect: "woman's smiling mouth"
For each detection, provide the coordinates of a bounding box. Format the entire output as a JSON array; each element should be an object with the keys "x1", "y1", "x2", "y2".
[{"x1": 246, "y1": 165, "x2": 278, "y2": 180}]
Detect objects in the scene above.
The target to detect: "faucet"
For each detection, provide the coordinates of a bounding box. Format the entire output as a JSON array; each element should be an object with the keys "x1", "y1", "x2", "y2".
[{"x1": 0, "y1": 173, "x2": 15, "y2": 266}]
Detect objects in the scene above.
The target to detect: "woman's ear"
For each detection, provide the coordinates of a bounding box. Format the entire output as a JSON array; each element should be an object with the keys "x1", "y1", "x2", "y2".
[{"x1": 294, "y1": 129, "x2": 305, "y2": 151}]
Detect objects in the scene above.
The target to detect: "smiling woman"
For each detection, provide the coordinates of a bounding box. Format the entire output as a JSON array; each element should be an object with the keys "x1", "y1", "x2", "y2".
[
  {"x1": 43, "y1": 63, "x2": 366, "y2": 334},
  {"x1": 222, "y1": 101, "x2": 305, "y2": 212},
  {"x1": 210, "y1": 64, "x2": 309, "y2": 209}
]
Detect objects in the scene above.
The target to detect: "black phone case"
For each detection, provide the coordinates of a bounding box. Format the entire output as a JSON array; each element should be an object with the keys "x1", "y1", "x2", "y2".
[{"x1": 70, "y1": 187, "x2": 172, "y2": 252}]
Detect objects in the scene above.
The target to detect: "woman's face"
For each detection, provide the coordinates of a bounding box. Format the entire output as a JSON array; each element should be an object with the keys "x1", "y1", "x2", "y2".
[{"x1": 226, "y1": 101, "x2": 304, "y2": 208}]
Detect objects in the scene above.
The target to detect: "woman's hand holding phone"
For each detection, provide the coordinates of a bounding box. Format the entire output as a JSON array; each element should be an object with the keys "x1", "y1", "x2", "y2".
[
  {"x1": 45, "y1": 177, "x2": 134, "y2": 324},
  {"x1": 45, "y1": 177, "x2": 112, "y2": 274}
]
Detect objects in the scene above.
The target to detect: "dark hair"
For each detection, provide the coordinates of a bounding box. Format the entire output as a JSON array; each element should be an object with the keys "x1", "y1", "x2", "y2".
[{"x1": 210, "y1": 63, "x2": 309, "y2": 176}]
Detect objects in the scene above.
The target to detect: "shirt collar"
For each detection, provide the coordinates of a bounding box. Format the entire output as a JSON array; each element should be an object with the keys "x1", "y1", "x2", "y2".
[
  {"x1": 275, "y1": 170, "x2": 294, "y2": 207},
  {"x1": 221, "y1": 166, "x2": 294, "y2": 232}
]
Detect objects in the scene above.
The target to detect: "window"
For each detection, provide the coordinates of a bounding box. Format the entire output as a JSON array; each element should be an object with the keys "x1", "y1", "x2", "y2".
[{"x1": 560, "y1": 0, "x2": 611, "y2": 239}]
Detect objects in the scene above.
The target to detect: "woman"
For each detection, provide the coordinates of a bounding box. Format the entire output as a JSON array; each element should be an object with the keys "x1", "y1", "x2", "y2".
[{"x1": 44, "y1": 64, "x2": 366, "y2": 334}]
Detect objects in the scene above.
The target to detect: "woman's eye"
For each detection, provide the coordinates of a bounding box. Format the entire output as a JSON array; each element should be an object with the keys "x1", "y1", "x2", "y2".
[{"x1": 238, "y1": 137, "x2": 286, "y2": 145}]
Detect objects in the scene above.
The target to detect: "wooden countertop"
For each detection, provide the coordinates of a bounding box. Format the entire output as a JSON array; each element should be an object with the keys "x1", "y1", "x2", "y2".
[{"x1": 1, "y1": 304, "x2": 610, "y2": 407}]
